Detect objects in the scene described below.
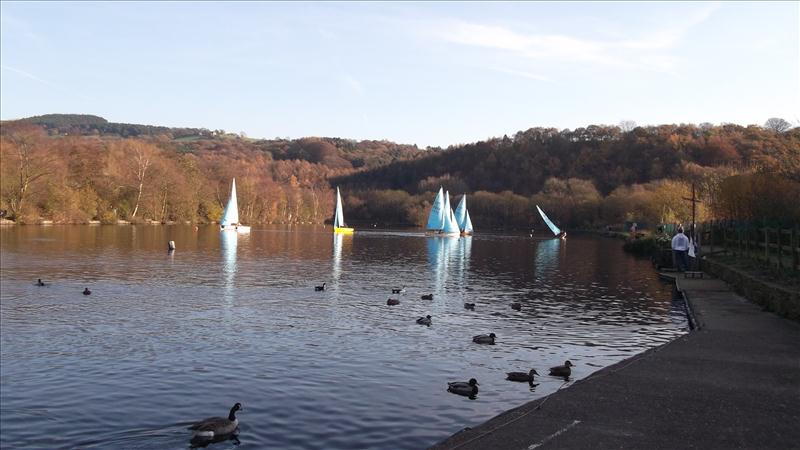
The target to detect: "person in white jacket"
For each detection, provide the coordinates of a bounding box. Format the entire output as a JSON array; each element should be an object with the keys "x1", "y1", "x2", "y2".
[{"x1": 671, "y1": 227, "x2": 690, "y2": 272}]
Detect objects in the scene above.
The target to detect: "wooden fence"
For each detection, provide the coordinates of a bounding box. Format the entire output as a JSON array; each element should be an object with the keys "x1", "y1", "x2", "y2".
[{"x1": 697, "y1": 221, "x2": 800, "y2": 274}]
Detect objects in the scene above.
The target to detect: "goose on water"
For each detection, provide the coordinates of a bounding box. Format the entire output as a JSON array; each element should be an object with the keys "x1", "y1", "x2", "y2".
[
  {"x1": 315, "y1": 283, "x2": 326, "y2": 291},
  {"x1": 387, "y1": 298, "x2": 400, "y2": 306},
  {"x1": 447, "y1": 378, "x2": 479, "y2": 397},
  {"x1": 392, "y1": 286, "x2": 405, "y2": 294},
  {"x1": 188, "y1": 403, "x2": 242, "y2": 438},
  {"x1": 83, "y1": 287, "x2": 91, "y2": 295},
  {"x1": 420, "y1": 294, "x2": 433, "y2": 300},
  {"x1": 549, "y1": 360, "x2": 574, "y2": 377},
  {"x1": 464, "y1": 303, "x2": 475, "y2": 310},
  {"x1": 511, "y1": 302, "x2": 522, "y2": 311},
  {"x1": 506, "y1": 369, "x2": 539, "y2": 383},
  {"x1": 472, "y1": 333, "x2": 496, "y2": 344},
  {"x1": 416, "y1": 315, "x2": 432, "y2": 326}
]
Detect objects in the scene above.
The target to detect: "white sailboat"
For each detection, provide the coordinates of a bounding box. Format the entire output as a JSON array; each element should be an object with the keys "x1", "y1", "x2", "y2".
[
  {"x1": 220, "y1": 178, "x2": 251, "y2": 233},
  {"x1": 440, "y1": 191, "x2": 461, "y2": 236},
  {"x1": 536, "y1": 205, "x2": 565, "y2": 239},
  {"x1": 333, "y1": 186, "x2": 354, "y2": 234},
  {"x1": 453, "y1": 194, "x2": 474, "y2": 235}
]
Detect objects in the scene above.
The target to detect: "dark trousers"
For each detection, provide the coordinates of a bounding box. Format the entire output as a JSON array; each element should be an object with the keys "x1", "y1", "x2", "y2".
[{"x1": 673, "y1": 250, "x2": 688, "y2": 271}]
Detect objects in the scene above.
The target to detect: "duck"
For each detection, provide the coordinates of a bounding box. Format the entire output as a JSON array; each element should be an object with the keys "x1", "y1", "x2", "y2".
[
  {"x1": 36, "y1": 279, "x2": 46, "y2": 286},
  {"x1": 188, "y1": 403, "x2": 242, "y2": 438},
  {"x1": 511, "y1": 302, "x2": 522, "y2": 311},
  {"x1": 506, "y1": 369, "x2": 539, "y2": 383},
  {"x1": 420, "y1": 294, "x2": 433, "y2": 300},
  {"x1": 464, "y1": 302, "x2": 476, "y2": 310},
  {"x1": 549, "y1": 360, "x2": 574, "y2": 377},
  {"x1": 82, "y1": 287, "x2": 91, "y2": 295},
  {"x1": 416, "y1": 315, "x2": 432, "y2": 326},
  {"x1": 447, "y1": 378, "x2": 479, "y2": 397},
  {"x1": 315, "y1": 283, "x2": 326, "y2": 291},
  {"x1": 387, "y1": 298, "x2": 400, "y2": 306},
  {"x1": 392, "y1": 286, "x2": 405, "y2": 294},
  {"x1": 472, "y1": 333, "x2": 496, "y2": 344}
]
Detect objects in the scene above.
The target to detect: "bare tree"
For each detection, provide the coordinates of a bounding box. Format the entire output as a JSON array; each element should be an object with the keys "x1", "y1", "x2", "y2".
[
  {"x1": 619, "y1": 120, "x2": 637, "y2": 132},
  {"x1": 2, "y1": 127, "x2": 52, "y2": 218},
  {"x1": 127, "y1": 141, "x2": 155, "y2": 218},
  {"x1": 764, "y1": 117, "x2": 792, "y2": 133}
]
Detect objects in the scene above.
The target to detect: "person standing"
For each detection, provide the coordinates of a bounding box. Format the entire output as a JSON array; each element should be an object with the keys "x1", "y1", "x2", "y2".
[{"x1": 671, "y1": 227, "x2": 690, "y2": 272}]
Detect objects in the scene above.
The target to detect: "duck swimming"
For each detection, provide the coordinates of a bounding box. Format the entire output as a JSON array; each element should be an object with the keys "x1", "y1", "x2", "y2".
[
  {"x1": 188, "y1": 403, "x2": 242, "y2": 438},
  {"x1": 420, "y1": 294, "x2": 433, "y2": 300},
  {"x1": 511, "y1": 302, "x2": 522, "y2": 311},
  {"x1": 549, "y1": 360, "x2": 574, "y2": 377},
  {"x1": 36, "y1": 279, "x2": 46, "y2": 286},
  {"x1": 506, "y1": 369, "x2": 539, "y2": 383},
  {"x1": 464, "y1": 303, "x2": 475, "y2": 310},
  {"x1": 447, "y1": 378, "x2": 479, "y2": 397},
  {"x1": 472, "y1": 333, "x2": 496, "y2": 344},
  {"x1": 82, "y1": 288, "x2": 91, "y2": 295},
  {"x1": 392, "y1": 286, "x2": 405, "y2": 294},
  {"x1": 387, "y1": 298, "x2": 400, "y2": 306},
  {"x1": 416, "y1": 315, "x2": 432, "y2": 326},
  {"x1": 315, "y1": 283, "x2": 326, "y2": 291}
]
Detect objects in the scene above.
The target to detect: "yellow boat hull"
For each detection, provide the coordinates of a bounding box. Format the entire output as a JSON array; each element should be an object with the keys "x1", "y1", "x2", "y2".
[{"x1": 334, "y1": 227, "x2": 355, "y2": 234}]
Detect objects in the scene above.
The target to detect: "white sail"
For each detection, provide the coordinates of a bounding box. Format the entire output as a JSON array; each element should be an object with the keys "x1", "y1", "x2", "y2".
[
  {"x1": 463, "y1": 209, "x2": 474, "y2": 234},
  {"x1": 334, "y1": 187, "x2": 345, "y2": 228},
  {"x1": 220, "y1": 179, "x2": 239, "y2": 227},
  {"x1": 425, "y1": 187, "x2": 445, "y2": 230},
  {"x1": 536, "y1": 205, "x2": 562, "y2": 236},
  {"x1": 442, "y1": 191, "x2": 460, "y2": 234}
]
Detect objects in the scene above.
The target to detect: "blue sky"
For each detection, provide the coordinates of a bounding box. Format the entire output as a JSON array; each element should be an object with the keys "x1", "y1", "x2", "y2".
[{"x1": 1, "y1": 2, "x2": 798, "y2": 147}]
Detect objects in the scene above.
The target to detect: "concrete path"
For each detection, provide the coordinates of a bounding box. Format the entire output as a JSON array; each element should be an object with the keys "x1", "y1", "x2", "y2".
[{"x1": 431, "y1": 275, "x2": 800, "y2": 450}]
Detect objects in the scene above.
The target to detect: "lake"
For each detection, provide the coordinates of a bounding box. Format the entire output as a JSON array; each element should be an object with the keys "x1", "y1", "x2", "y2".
[{"x1": 0, "y1": 225, "x2": 687, "y2": 449}]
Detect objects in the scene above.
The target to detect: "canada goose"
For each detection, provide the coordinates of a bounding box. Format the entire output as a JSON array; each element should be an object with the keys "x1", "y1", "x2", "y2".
[
  {"x1": 420, "y1": 294, "x2": 433, "y2": 300},
  {"x1": 36, "y1": 279, "x2": 46, "y2": 286},
  {"x1": 188, "y1": 403, "x2": 242, "y2": 438},
  {"x1": 387, "y1": 298, "x2": 400, "y2": 306},
  {"x1": 511, "y1": 302, "x2": 522, "y2": 311},
  {"x1": 447, "y1": 378, "x2": 479, "y2": 397},
  {"x1": 506, "y1": 369, "x2": 539, "y2": 383},
  {"x1": 472, "y1": 333, "x2": 496, "y2": 344},
  {"x1": 416, "y1": 315, "x2": 432, "y2": 326},
  {"x1": 464, "y1": 303, "x2": 475, "y2": 310},
  {"x1": 83, "y1": 288, "x2": 91, "y2": 295},
  {"x1": 315, "y1": 283, "x2": 326, "y2": 291},
  {"x1": 392, "y1": 286, "x2": 405, "y2": 294},
  {"x1": 549, "y1": 360, "x2": 574, "y2": 377}
]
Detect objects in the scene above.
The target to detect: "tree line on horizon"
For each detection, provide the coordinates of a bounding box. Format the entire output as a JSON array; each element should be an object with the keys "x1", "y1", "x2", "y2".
[{"x1": 1, "y1": 115, "x2": 798, "y2": 229}]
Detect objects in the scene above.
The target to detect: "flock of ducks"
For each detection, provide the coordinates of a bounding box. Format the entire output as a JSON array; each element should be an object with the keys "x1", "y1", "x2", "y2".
[
  {"x1": 317, "y1": 282, "x2": 576, "y2": 402},
  {"x1": 31, "y1": 275, "x2": 575, "y2": 442}
]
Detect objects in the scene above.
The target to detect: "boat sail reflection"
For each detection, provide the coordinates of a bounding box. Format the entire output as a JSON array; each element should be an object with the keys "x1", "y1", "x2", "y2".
[
  {"x1": 426, "y1": 235, "x2": 469, "y2": 295},
  {"x1": 220, "y1": 230, "x2": 238, "y2": 307},
  {"x1": 534, "y1": 238, "x2": 562, "y2": 278},
  {"x1": 332, "y1": 232, "x2": 351, "y2": 287}
]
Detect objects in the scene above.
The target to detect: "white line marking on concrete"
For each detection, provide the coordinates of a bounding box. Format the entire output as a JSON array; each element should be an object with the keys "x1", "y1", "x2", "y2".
[{"x1": 527, "y1": 419, "x2": 581, "y2": 449}]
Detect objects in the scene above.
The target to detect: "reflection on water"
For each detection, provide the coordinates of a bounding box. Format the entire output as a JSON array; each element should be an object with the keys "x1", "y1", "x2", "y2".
[{"x1": 0, "y1": 225, "x2": 687, "y2": 450}]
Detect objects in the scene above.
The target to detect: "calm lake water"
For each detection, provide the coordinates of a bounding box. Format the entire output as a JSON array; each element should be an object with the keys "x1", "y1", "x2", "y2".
[{"x1": 0, "y1": 225, "x2": 687, "y2": 450}]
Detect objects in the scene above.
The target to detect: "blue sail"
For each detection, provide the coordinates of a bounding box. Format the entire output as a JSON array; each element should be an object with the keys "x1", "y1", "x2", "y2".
[
  {"x1": 454, "y1": 194, "x2": 467, "y2": 229},
  {"x1": 463, "y1": 209, "x2": 473, "y2": 234},
  {"x1": 220, "y1": 178, "x2": 239, "y2": 227},
  {"x1": 536, "y1": 205, "x2": 562, "y2": 236},
  {"x1": 425, "y1": 187, "x2": 445, "y2": 230}
]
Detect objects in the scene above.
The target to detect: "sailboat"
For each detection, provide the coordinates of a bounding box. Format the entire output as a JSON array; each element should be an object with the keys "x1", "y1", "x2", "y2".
[
  {"x1": 333, "y1": 187, "x2": 354, "y2": 234},
  {"x1": 453, "y1": 194, "x2": 474, "y2": 236},
  {"x1": 425, "y1": 187, "x2": 445, "y2": 232},
  {"x1": 536, "y1": 205, "x2": 565, "y2": 239},
  {"x1": 440, "y1": 191, "x2": 461, "y2": 236},
  {"x1": 220, "y1": 178, "x2": 250, "y2": 233}
]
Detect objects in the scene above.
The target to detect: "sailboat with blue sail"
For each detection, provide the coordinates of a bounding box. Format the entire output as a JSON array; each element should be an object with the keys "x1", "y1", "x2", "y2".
[
  {"x1": 220, "y1": 178, "x2": 251, "y2": 233},
  {"x1": 333, "y1": 187, "x2": 354, "y2": 234},
  {"x1": 454, "y1": 194, "x2": 474, "y2": 236},
  {"x1": 536, "y1": 205, "x2": 565, "y2": 239},
  {"x1": 440, "y1": 191, "x2": 461, "y2": 236},
  {"x1": 425, "y1": 187, "x2": 445, "y2": 232}
]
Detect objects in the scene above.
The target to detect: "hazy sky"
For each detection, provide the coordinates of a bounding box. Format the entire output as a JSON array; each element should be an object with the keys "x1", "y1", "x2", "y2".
[{"x1": 1, "y1": 1, "x2": 798, "y2": 147}]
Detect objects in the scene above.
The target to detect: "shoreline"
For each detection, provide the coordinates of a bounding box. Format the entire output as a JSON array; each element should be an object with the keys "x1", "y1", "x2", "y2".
[{"x1": 430, "y1": 272, "x2": 800, "y2": 449}]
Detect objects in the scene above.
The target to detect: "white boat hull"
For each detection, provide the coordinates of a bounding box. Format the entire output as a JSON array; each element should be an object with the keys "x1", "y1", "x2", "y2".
[{"x1": 220, "y1": 225, "x2": 251, "y2": 233}]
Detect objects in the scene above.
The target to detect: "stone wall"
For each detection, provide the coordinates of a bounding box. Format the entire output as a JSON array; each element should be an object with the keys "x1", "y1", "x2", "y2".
[{"x1": 701, "y1": 258, "x2": 800, "y2": 321}]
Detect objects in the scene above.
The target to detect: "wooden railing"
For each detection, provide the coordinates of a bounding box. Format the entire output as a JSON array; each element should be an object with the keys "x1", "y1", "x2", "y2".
[{"x1": 697, "y1": 221, "x2": 800, "y2": 274}]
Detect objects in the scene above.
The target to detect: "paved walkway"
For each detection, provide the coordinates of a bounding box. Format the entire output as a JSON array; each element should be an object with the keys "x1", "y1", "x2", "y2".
[{"x1": 431, "y1": 275, "x2": 800, "y2": 450}]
